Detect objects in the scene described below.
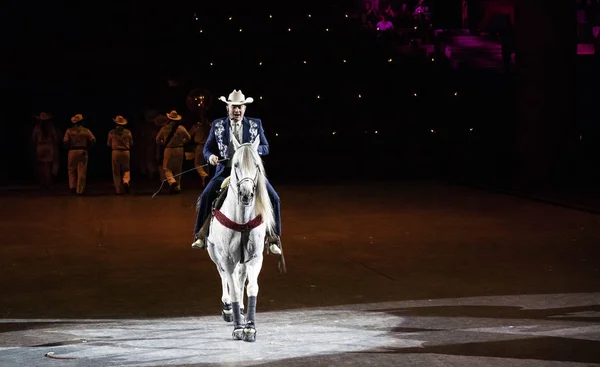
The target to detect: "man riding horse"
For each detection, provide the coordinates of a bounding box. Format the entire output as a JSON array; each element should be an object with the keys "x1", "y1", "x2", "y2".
[{"x1": 192, "y1": 89, "x2": 282, "y2": 255}]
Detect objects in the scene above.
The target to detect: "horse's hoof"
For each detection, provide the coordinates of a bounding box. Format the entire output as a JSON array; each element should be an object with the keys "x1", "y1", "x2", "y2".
[
  {"x1": 222, "y1": 310, "x2": 233, "y2": 322},
  {"x1": 222, "y1": 303, "x2": 233, "y2": 322},
  {"x1": 232, "y1": 327, "x2": 244, "y2": 340},
  {"x1": 243, "y1": 322, "x2": 256, "y2": 342}
]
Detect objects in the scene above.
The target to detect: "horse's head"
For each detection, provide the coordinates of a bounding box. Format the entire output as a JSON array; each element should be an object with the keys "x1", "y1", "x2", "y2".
[{"x1": 231, "y1": 137, "x2": 262, "y2": 206}]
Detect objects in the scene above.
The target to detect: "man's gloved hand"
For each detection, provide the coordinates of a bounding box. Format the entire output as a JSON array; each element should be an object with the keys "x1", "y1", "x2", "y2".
[{"x1": 209, "y1": 154, "x2": 219, "y2": 165}]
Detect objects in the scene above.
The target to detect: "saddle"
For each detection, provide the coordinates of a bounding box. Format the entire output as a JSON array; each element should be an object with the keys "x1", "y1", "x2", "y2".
[{"x1": 211, "y1": 177, "x2": 230, "y2": 214}]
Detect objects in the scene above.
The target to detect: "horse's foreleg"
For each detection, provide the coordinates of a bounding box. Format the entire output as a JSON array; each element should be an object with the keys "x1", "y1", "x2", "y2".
[
  {"x1": 242, "y1": 260, "x2": 262, "y2": 342},
  {"x1": 237, "y1": 265, "x2": 248, "y2": 313},
  {"x1": 227, "y1": 271, "x2": 246, "y2": 340},
  {"x1": 245, "y1": 259, "x2": 262, "y2": 322},
  {"x1": 229, "y1": 273, "x2": 244, "y2": 326},
  {"x1": 210, "y1": 247, "x2": 233, "y2": 322},
  {"x1": 219, "y1": 269, "x2": 233, "y2": 322},
  {"x1": 231, "y1": 301, "x2": 245, "y2": 340},
  {"x1": 220, "y1": 269, "x2": 231, "y2": 306}
]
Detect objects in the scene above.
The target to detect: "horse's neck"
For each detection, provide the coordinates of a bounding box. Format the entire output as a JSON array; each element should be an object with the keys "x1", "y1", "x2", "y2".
[{"x1": 222, "y1": 188, "x2": 256, "y2": 223}]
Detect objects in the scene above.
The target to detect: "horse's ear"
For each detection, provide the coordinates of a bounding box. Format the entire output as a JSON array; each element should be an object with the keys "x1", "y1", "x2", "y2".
[
  {"x1": 232, "y1": 133, "x2": 241, "y2": 151},
  {"x1": 251, "y1": 135, "x2": 260, "y2": 151}
]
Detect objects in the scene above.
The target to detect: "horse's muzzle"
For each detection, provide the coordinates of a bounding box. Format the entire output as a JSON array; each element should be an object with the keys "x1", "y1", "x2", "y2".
[{"x1": 239, "y1": 193, "x2": 253, "y2": 206}]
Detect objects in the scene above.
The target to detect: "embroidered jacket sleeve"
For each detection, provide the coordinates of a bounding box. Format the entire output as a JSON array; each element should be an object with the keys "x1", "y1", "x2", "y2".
[
  {"x1": 203, "y1": 119, "x2": 222, "y2": 161},
  {"x1": 252, "y1": 118, "x2": 270, "y2": 156},
  {"x1": 248, "y1": 117, "x2": 269, "y2": 156}
]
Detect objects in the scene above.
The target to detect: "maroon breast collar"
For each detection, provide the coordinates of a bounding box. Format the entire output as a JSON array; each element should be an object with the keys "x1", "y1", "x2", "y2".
[{"x1": 213, "y1": 209, "x2": 263, "y2": 232}]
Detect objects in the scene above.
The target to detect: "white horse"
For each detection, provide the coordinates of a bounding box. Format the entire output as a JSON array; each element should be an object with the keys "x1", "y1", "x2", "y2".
[{"x1": 206, "y1": 136, "x2": 275, "y2": 342}]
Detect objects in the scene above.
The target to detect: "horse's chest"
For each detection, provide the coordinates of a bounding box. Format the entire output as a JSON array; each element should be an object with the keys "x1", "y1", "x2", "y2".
[{"x1": 213, "y1": 230, "x2": 263, "y2": 264}]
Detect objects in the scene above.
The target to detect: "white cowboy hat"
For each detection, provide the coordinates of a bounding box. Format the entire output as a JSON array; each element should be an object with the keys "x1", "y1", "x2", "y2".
[
  {"x1": 71, "y1": 114, "x2": 84, "y2": 123},
  {"x1": 218, "y1": 90, "x2": 254, "y2": 105},
  {"x1": 166, "y1": 110, "x2": 182, "y2": 121},
  {"x1": 113, "y1": 115, "x2": 128, "y2": 125},
  {"x1": 37, "y1": 112, "x2": 52, "y2": 120}
]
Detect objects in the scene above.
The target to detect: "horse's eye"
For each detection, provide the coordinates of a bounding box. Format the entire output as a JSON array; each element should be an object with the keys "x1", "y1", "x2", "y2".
[{"x1": 234, "y1": 163, "x2": 239, "y2": 168}]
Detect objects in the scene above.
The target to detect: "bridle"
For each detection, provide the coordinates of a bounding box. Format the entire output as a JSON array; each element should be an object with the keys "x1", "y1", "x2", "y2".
[{"x1": 231, "y1": 163, "x2": 260, "y2": 206}]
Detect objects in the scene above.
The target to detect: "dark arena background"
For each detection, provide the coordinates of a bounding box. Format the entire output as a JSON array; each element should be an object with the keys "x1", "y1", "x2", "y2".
[{"x1": 1, "y1": 1, "x2": 600, "y2": 366}]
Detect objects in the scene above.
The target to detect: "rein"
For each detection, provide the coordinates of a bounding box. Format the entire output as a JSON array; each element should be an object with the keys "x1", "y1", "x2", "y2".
[{"x1": 151, "y1": 159, "x2": 229, "y2": 198}]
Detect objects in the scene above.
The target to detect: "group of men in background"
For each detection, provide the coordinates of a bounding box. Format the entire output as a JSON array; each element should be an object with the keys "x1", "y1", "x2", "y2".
[{"x1": 31, "y1": 109, "x2": 210, "y2": 195}]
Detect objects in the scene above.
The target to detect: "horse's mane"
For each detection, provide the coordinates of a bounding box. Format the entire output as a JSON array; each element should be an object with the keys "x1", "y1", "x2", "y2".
[{"x1": 231, "y1": 144, "x2": 275, "y2": 234}]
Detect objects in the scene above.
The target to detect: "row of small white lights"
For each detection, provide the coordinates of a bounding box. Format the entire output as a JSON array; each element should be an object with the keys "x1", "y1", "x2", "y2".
[
  {"x1": 430, "y1": 128, "x2": 475, "y2": 134},
  {"x1": 199, "y1": 25, "x2": 424, "y2": 33},
  {"x1": 274, "y1": 127, "x2": 475, "y2": 137},
  {"x1": 276, "y1": 129, "x2": 586, "y2": 139},
  {"x1": 250, "y1": 92, "x2": 459, "y2": 100},
  {"x1": 200, "y1": 26, "x2": 423, "y2": 33},
  {"x1": 194, "y1": 13, "x2": 428, "y2": 34},
  {"x1": 272, "y1": 131, "x2": 379, "y2": 137},
  {"x1": 194, "y1": 13, "x2": 351, "y2": 22},
  {"x1": 206, "y1": 59, "x2": 393, "y2": 65},
  {"x1": 200, "y1": 27, "x2": 335, "y2": 33},
  {"x1": 195, "y1": 12, "x2": 365, "y2": 33},
  {"x1": 205, "y1": 57, "x2": 442, "y2": 66}
]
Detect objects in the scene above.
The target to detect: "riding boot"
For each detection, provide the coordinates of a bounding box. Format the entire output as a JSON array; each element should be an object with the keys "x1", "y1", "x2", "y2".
[
  {"x1": 265, "y1": 233, "x2": 282, "y2": 255},
  {"x1": 192, "y1": 217, "x2": 211, "y2": 250},
  {"x1": 192, "y1": 188, "x2": 228, "y2": 250}
]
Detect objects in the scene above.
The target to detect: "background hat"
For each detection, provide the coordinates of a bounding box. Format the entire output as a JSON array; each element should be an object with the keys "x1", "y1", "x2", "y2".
[
  {"x1": 37, "y1": 112, "x2": 52, "y2": 121},
  {"x1": 155, "y1": 114, "x2": 169, "y2": 126},
  {"x1": 166, "y1": 110, "x2": 182, "y2": 120},
  {"x1": 113, "y1": 115, "x2": 128, "y2": 125},
  {"x1": 218, "y1": 90, "x2": 254, "y2": 105},
  {"x1": 71, "y1": 114, "x2": 84, "y2": 123}
]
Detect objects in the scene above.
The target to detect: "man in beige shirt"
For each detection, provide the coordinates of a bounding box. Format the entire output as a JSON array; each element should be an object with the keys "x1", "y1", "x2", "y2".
[
  {"x1": 63, "y1": 114, "x2": 96, "y2": 195},
  {"x1": 107, "y1": 115, "x2": 133, "y2": 194},
  {"x1": 188, "y1": 118, "x2": 211, "y2": 187},
  {"x1": 156, "y1": 110, "x2": 191, "y2": 194}
]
